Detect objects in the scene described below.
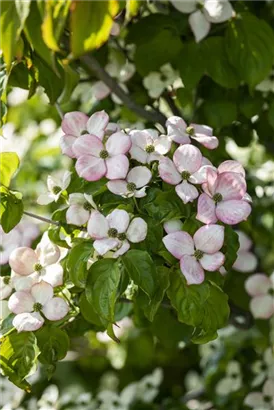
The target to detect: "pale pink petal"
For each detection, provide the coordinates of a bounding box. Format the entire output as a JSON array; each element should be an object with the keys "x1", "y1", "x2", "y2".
[
  {"x1": 164, "y1": 219, "x2": 183, "y2": 234},
  {"x1": 173, "y1": 145, "x2": 202, "y2": 174},
  {"x1": 113, "y1": 241, "x2": 130, "y2": 258},
  {"x1": 60, "y1": 134, "x2": 77, "y2": 158},
  {"x1": 180, "y1": 255, "x2": 205, "y2": 285},
  {"x1": 107, "y1": 180, "x2": 128, "y2": 196},
  {"x1": 170, "y1": 0, "x2": 196, "y2": 13},
  {"x1": 36, "y1": 234, "x2": 60, "y2": 266},
  {"x1": 31, "y1": 281, "x2": 53, "y2": 305},
  {"x1": 87, "y1": 211, "x2": 108, "y2": 239},
  {"x1": 105, "y1": 154, "x2": 129, "y2": 180},
  {"x1": 62, "y1": 171, "x2": 71, "y2": 190},
  {"x1": 66, "y1": 204, "x2": 90, "y2": 226},
  {"x1": 106, "y1": 132, "x2": 132, "y2": 155},
  {"x1": 250, "y1": 295, "x2": 274, "y2": 319},
  {"x1": 175, "y1": 181, "x2": 199, "y2": 204},
  {"x1": 148, "y1": 152, "x2": 161, "y2": 163},
  {"x1": 129, "y1": 145, "x2": 148, "y2": 164},
  {"x1": 61, "y1": 111, "x2": 88, "y2": 136},
  {"x1": 191, "y1": 134, "x2": 219, "y2": 149},
  {"x1": 166, "y1": 116, "x2": 191, "y2": 144},
  {"x1": 244, "y1": 392, "x2": 264, "y2": 408},
  {"x1": 235, "y1": 230, "x2": 252, "y2": 251},
  {"x1": 126, "y1": 218, "x2": 147, "y2": 243},
  {"x1": 41, "y1": 264, "x2": 64, "y2": 287},
  {"x1": 245, "y1": 274, "x2": 272, "y2": 297},
  {"x1": 190, "y1": 165, "x2": 216, "y2": 184},
  {"x1": 163, "y1": 232, "x2": 194, "y2": 259},
  {"x1": 75, "y1": 156, "x2": 106, "y2": 181},
  {"x1": 8, "y1": 291, "x2": 34, "y2": 314},
  {"x1": 199, "y1": 252, "x2": 225, "y2": 271},
  {"x1": 154, "y1": 136, "x2": 172, "y2": 155},
  {"x1": 206, "y1": 167, "x2": 218, "y2": 195},
  {"x1": 107, "y1": 209, "x2": 130, "y2": 233},
  {"x1": 214, "y1": 172, "x2": 247, "y2": 200},
  {"x1": 9, "y1": 247, "x2": 38, "y2": 276},
  {"x1": 203, "y1": 0, "x2": 234, "y2": 23},
  {"x1": 37, "y1": 193, "x2": 55, "y2": 205},
  {"x1": 189, "y1": 10, "x2": 211, "y2": 43},
  {"x1": 196, "y1": 193, "x2": 218, "y2": 224},
  {"x1": 190, "y1": 124, "x2": 213, "y2": 137},
  {"x1": 73, "y1": 134, "x2": 104, "y2": 158},
  {"x1": 193, "y1": 224, "x2": 224, "y2": 254},
  {"x1": 86, "y1": 111, "x2": 109, "y2": 139},
  {"x1": 158, "y1": 157, "x2": 182, "y2": 185},
  {"x1": 105, "y1": 122, "x2": 121, "y2": 135},
  {"x1": 94, "y1": 238, "x2": 119, "y2": 255},
  {"x1": 218, "y1": 160, "x2": 245, "y2": 177},
  {"x1": 13, "y1": 312, "x2": 44, "y2": 332},
  {"x1": 0, "y1": 278, "x2": 12, "y2": 300},
  {"x1": 127, "y1": 166, "x2": 152, "y2": 188},
  {"x1": 233, "y1": 251, "x2": 257, "y2": 273},
  {"x1": 216, "y1": 200, "x2": 251, "y2": 225},
  {"x1": 130, "y1": 130, "x2": 152, "y2": 150},
  {"x1": 243, "y1": 192, "x2": 252, "y2": 203},
  {"x1": 43, "y1": 297, "x2": 69, "y2": 321},
  {"x1": 12, "y1": 272, "x2": 39, "y2": 292},
  {"x1": 263, "y1": 379, "x2": 274, "y2": 396},
  {"x1": 134, "y1": 187, "x2": 148, "y2": 198},
  {"x1": 92, "y1": 81, "x2": 111, "y2": 100}
]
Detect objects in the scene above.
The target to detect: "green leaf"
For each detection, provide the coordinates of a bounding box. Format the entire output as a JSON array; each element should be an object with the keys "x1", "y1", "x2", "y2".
[
  {"x1": 36, "y1": 327, "x2": 70, "y2": 378},
  {"x1": 15, "y1": 0, "x2": 31, "y2": 32},
  {"x1": 0, "y1": 331, "x2": 39, "y2": 391},
  {"x1": 167, "y1": 270, "x2": 230, "y2": 342},
  {"x1": 122, "y1": 250, "x2": 157, "y2": 300},
  {"x1": 225, "y1": 13, "x2": 274, "y2": 87},
  {"x1": 125, "y1": 0, "x2": 139, "y2": 20},
  {"x1": 137, "y1": 266, "x2": 170, "y2": 321},
  {"x1": 67, "y1": 241, "x2": 94, "y2": 288},
  {"x1": 0, "y1": 1, "x2": 21, "y2": 71},
  {"x1": 70, "y1": 0, "x2": 119, "y2": 58},
  {"x1": 268, "y1": 100, "x2": 274, "y2": 130},
  {"x1": 202, "y1": 99, "x2": 237, "y2": 129},
  {"x1": 176, "y1": 42, "x2": 205, "y2": 89},
  {"x1": 239, "y1": 91, "x2": 264, "y2": 119},
  {"x1": 58, "y1": 64, "x2": 80, "y2": 105},
  {"x1": 85, "y1": 258, "x2": 121, "y2": 323},
  {"x1": 203, "y1": 37, "x2": 239, "y2": 89},
  {"x1": 79, "y1": 293, "x2": 106, "y2": 327},
  {"x1": 223, "y1": 226, "x2": 240, "y2": 271},
  {"x1": 0, "y1": 187, "x2": 24, "y2": 233},
  {"x1": 0, "y1": 152, "x2": 20, "y2": 187}
]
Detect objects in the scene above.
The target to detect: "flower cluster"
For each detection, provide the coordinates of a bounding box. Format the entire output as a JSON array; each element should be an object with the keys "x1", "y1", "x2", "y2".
[
  {"x1": 56, "y1": 110, "x2": 252, "y2": 284},
  {"x1": 245, "y1": 273, "x2": 274, "y2": 319},
  {"x1": 2, "y1": 234, "x2": 69, "y2": 332}
]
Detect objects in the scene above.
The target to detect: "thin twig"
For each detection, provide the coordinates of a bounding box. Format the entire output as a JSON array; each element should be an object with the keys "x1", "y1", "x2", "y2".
[
  {"x1": 80, "y1": 54, "x2": 167, "y2": 126},
  {"x1": 23, "y1": 211, "x2": 60, "y2": 226},
  {"x1": 163, "y1": 92, "x2": 181, "y2": 117}
]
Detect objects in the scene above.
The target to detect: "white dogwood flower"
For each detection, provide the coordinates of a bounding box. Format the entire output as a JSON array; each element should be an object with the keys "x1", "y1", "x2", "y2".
[
  {"x1": 37, "y1": 171, "x2": 71, "y2": 205},
  {"x1": 66, "y1": 193, "x2": 97, "y2": 226}
]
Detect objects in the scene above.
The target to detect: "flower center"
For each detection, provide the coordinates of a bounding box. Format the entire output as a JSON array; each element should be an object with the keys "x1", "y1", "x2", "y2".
[
  {"x1": 145, "y1": 145, "x2": 155, "y2": 153},
  {"x1": 127, "y1": 182, "x2": 137, "y2": 192},
  {"x1": 181, "y1": 171, "x2": 191, "y2": 180},
  {"x1": 3, "y1": 276, "x2": 10, "y2": 285},
  {"x1": 0, "y1": 245, "x2": 4, "y2": 252},
  {"x1": 108, "y1": 228, "x2": 118, "y2": 238},
  {"x1": 268, "y1": 288, "x2": 274, "y2": 296},
  {"x1": 83, "y1": 201, "x2": 93, "y2": 211},
  {"x1": 186, "y1": 126, "x2": 195, "y2": 135},
  {"x1": 117, "y1": 232, "x2": 126, "y2": 241},
  {"x1": 196, "y1": 1, "x2": 204, "y2": 10},
  {"x1": 264, "y1": 395, "x2": 272, "y2": 403},
  {"x1": 99, "y1": 149, "x2": 109, "y2": 159},
  {"x1": 33, "y1": 302, "x2": 43, "y2": 312},
  {"x1": 194, "y1": 249, "x2": 204, "y2": 260},
  {"x1": 34, "y1": 263, "x2": 43, "y2": 272},
  {"x1": 213, "y1": 193, "x2": 223, "y2": 203},
  {"x1": 231, "y1": 373, "x2": 238, "y2": 379},
  {"x1": 52, "y1": 186, "x2": 62, "y2": 195},
  {"x1": 80, "y1": 129, "x2": 88, "y2": 135}
]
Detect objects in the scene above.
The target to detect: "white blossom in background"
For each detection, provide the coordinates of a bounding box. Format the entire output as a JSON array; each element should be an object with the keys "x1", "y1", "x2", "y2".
[
  {"x1": 232, "y1": 230, "x2": 258, "y2": 273},
  {"x1": 215, "y1": 361, "x2": 242, "y2": 395},
  {"x1": 251, "y1": 348, "x2": 274, "y2": 387},
  {"x1": 245, "y1": 273, "x2": 274, "y2": 319},
  {"x1": 244, "y1": 379, "x2": 274, "y2": 409},
  {"x1": 0, "y1": 375, "x2": 25, "y2": 410},
  {"x1": 256, "y1": 70, "x2": 274, "y2": 93},
  {"x1": 37, "y1": 171, "x2": 71, "y2": 205},
  {"x1": 143, "y1": 63, "x2": 182, "y2": 98},
  {"x1": 170, "y1": 0, "x2": 234, "y2": 42}
]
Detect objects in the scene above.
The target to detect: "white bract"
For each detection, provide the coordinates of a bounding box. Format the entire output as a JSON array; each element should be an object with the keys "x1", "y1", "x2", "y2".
[
  {"x1": 244, "y1": 379, "x2": 274, "y2": 409},
  {"x1": 251, "y1": 348, "x2": 274, "y2": 387},
  {"x1": 8, "y1": 281, "x2": 69, "y2": 332},
  {"x1": 37, "y1": 171, "x2": 71, "y2": 205},
  {"x1": 170, "y1": 0, "x2": 234, "y2": 42},
  {"x1": 129, "y1": 129, "x2": 171, "y2": 164},
  {"x1": 66, "y1": 193, "x2": 97, "y2": 226},
  {"x1": 107, "y1": 166, "x2": 152, "y2": 198},
  {"x1": 216, "y1": 361, "x2": 242, "y2": 395},
  {"x1": 143, "y1": 64, "x2": 181, "y2": 98},
  {"x1": 245, "y1": 273, "x2": 274, "y2": 319},
  {"x1": 87, "y1": 209, "x2": 147, "y2": 256}
]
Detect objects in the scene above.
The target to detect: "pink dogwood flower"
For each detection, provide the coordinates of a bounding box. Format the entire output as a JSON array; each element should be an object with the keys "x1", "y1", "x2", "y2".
[
  {"x1": 37, "y1": 171, "x2": 71, "y2": 205},
  {"x1": 107, "y1": 166, "x2": 152, "y2": 198},
  {"x1": 66, "y1": 193, "x2": 97, "y2": 226},
  {"x1": 9, "y1": 236, "x2": 63, "y2": 288},
  {"x1": 8, "y1": 281, "x2": 69, "y2": 332},
  {"x1": 88, "y1": 209, "x2": 147, "y2": 256},
  {"x1": 129, "y1": 129, "x2": 171, "y2": 164},
  {"x1": 245, "y1": 273, "x2": 274, "y2": 319},
  {"x1": 166, "y1": 116, "x2": 219, "y2": 149},
  {"x1": 163, "y1": 224, "x2": 225, "y2": 284},
  {"x1": 60, "y1": 110, "x2": 109, "y2": 158},
  {"x1": 73, "y1": 131, "x2": 131, "y2": 181},
  {"x1": 159, "y1": 144, "x2": 209, "y2": 204},
  {"x1": 197, "y1": 171, "x2": 251, "y2": 225},
  {"x1": 232, "y1": 231, "x2": 257, "y2": 273}
]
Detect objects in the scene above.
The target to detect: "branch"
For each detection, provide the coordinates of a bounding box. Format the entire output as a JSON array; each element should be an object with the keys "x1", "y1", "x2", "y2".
[
  {"x1": 163, "y1": 92, "x2": 182, "y2": 117},
  {"x1": 23, "y1": 211, "x2": 60, "y2": 226},
  {"x1": 80, "y1": 54, "x2": 167, "y2": 126}
]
